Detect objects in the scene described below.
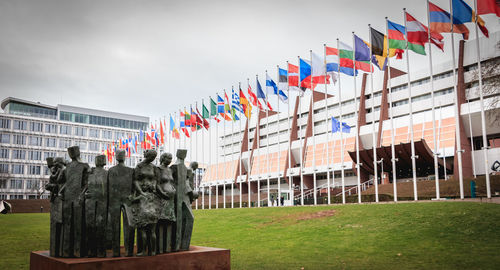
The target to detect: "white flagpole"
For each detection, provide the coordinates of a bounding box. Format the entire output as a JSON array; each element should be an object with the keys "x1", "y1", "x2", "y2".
[
  {"x1": 438, "y1": 102, "x2": 447, "y2": 180},
  {"x1": 385, "y1": 18, "x2": 398, "y2": 202},
  {"x1": 298, "y1": 56, "x2": 304, "y2": 206},
  {"x1": 337, "y1": 39, "x2": 346, "y2": 204},
  {"x1": 247, "y1": 79, "x2": 253, "y2": 208},
  {"x1": 256, "y1": 75, "x2": 262, "y2": 208},
  {"x1": 238, "y1": 82, "x2": 243, "y2": 208},
  {"x1": 276, "y1": 66, "x2": 281, "y2": 206},
  {"x1": 190, "y1": 106, "x2": 193, "y2": 164},
  {"x1": 209, "y1": 97, "x2": 213, "y2": 209},
  {"x1": 195, "y1": 102, "x2": 198, "y2": 210},
  {"x1": 352, "y1": 33, "x2": 362, "y2": 204},
  {"x1": 323, "y1": 45, "x2": 331, "y2": 205},
  {"x1": 368, "y1": 25, "x2": 379, "y2": 203},
  {"x1": 473, "y1": 0, "x2": 491, "y2": 198},
  {"x1": 223, "y1": 90, "x2": 227, "y2": 209},
  {"x1": 310, "y1": 50, "x2": 317, "y2": 206},
  {"x1": 215, "y1": 94, "x2": 219, "y2": 209},
  {"x1": 286, "y1": 61, "x2": 292, "y2": 206},
  {"x1": 265, "y1": 71, "x2": 271, "y2": 207},
  {"x1": 231, "y1": 87, "x2": 235, "y2": 209},
  {"x1": 425, "y1": 3, "x2": 440, "y2": 199},
  {"x1": 201, "y1": 100, "x2": 205, "y2": 209},
  {"x1": 449, "y1": 1, "x2": 464, "y2": 199},
  {"x1": 403, "y1": 9, "x2": 418, "y2": 201}
]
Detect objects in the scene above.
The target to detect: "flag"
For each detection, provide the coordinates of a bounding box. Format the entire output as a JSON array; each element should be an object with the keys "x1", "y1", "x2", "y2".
[
  {"x1": 477, "y1": 0, "x2": 500, "y2": 17},
  {"x1": 452, "y1": 0, "x2": 489, "y2": 38},
  {"x1": 326, "y1": 46, "x2": 356, "y2": 76},
  {"x1": 278, "y1": 68, "x2": 287, "y2": 91},
  {"x1": 232, "y1": 89, "x2": 244, "y2": 114},
  {"x1": 311, "y1": 51, "x2": 334, "y2": 85},
  {"x1": 331, "y1": 117, "x2": 340, "y2": 133},
  {"x1": 429, "y1": 1, "x2": 470, "y2": 39},
  {"x1": 407, "y1": 12, "x2": 446, "y2": 54},
  {"x1": 256, "y1": 78, "x2": 273, "y2": 111},
  {"x1": 210, "y1": 97, "x2": 218, "y2": 116},
  {"x1": 287, "y1": 63, "x2": 305, "y2": 92},
  {"x1": 248, "y1": 84, "x2": 265, "y2": 110},
  {"x1": 224, "y1": 91, "x2": 232, "y2": 117},
  {"x1": 341, "y1": 122, "x2": 351, "y2": 133},
  {"x1": 353, "y1": 35, "x2": 372, "y2": 72},
  {"x1": 240, "y1": 88, "x2": 252, "y2": 118},
  {"x1": 299, "y1": 58, "x2": 312, "y2": 89},
  {"x1": 231, "y1": 107, "x2": 240, "y2": 121},
  {"x1": 266, "y1": 74, "x2": 288, "y2": 103},
  {"x1": 159, "y1": 120, "x2": 165, "y2": 144},
  {"x1": 217, "y1": 95, "x2": 232, "y2": 121},
  {"x1": 196, "y1": 106, "x2": 210, "y2": 129},
  {"x1": 338, "y1": 41, "x2": 359, "y2": 76}
]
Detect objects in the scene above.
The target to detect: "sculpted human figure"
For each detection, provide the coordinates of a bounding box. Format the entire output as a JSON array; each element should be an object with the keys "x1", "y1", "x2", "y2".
[
  {"x1": 156, "y1": 153, "x2": 176, "y2": 254},
  {"x1": 45, "y1": 157, "x2": 66, "y2": 257},
  {"x1": 171, "y1": 149, "x2": 197, "y2": 251},
  {"x1": 183, "y1": 161, "x2": 199, "y2": 250},
  {"x1": 108, "y1": 149, "x2": 135, "y2": 257},
  {"x1": 58, "y1": 146, "x2": 90, "y2": 257},
  {"x1": 85, "y1": 155, "x2": 107, "y2": 258},
  {"x1": 131, "y1": 149, "x2": 161, "y2": 256}
]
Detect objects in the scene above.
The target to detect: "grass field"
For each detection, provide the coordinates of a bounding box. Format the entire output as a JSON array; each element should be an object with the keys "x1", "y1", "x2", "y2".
[{"x1": 1, "y1": 202, "x2": 500, "y2": 269}]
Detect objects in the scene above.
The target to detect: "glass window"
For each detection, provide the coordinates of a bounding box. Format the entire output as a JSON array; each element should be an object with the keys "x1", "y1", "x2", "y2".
[
  {"x1": 60, "y1": 125, "x2": 72, "y2": 135},
  {"x1": 12, "y1": 134, "x2": 26, "y2": 145},
  {"x1": 59, "y1": 139, "x2": 72, "y2": 149},
  {"x1": 45, "y1": 124, "x2": 57, "y2": 134},
  {"x1": 12, "y1": 149, "x2": 26, "y2": 160},
  {"x1": 29, "y1": 122, "x2": 42, "y2": 132},
  {"x1": 26, "y1": 179, "x2": 39, "y2": 190},
  {"x1": 10, "y1": 194, "x2": 24, "y2": 199},
  {"x1": 75, "y1": 141, "x2": 87, "y2": 151},
  {"x1": 12, "y1": 164, "x2": 24, "y2": 174},
  {"x1": 0, "y1": 149, "x2": 8, "y2": 159},
  {"x1": 0, "y1": 179, "x2": 7, "y2": 189},
  {"x1": 75, "y1": 126, "x2": 87, "y2": 137},
  {"x1": 29, "y1": 136, "x2": 42, "y2": 146},
  {"x1": 13, "y1": 120, "x2": 27, "y2": 130},
  {"x1": 43, "y1": 152, "x2": 56, "y2": 160},
  {"x1": 28, "y1": 165, "x2": 41, "y2": 175},
  {"x1": 89, "y1": 142, "x2": 100, "y2": 151},
  {"x1": 0, "y1": 119, "x2": 10, "y2": 129},
  {"x1": 45, "y1": 137, "x2": 57, "y2": 148},
  {"x1": 28, "y1": 151, "x2": 42, "y2": 161},
  {"x1": 89, "y1": 129, "x2": 99, "y2": 138},
  {"x1": 0, "y1": 164, "x2": 8, "y2": 173},
  {"x1": 102, "y1": 130, "x2": 112, "y2": 139},
  {"x1": 10, "y1": 179, "x2": 23, "y2": 189},
  {"x1": 0, "y1": 133, "x2": 10, "y2": 144}
]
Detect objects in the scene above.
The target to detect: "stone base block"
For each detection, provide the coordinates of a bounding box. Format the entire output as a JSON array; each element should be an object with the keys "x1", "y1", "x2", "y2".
[{"x1": 30, "y1": 246, "x2": 230, "y2": 270}]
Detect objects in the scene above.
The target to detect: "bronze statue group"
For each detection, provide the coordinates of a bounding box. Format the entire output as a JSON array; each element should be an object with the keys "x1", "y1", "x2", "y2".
[{"x1": 45, "y1": 146, "x2": 198, "y2": 258}]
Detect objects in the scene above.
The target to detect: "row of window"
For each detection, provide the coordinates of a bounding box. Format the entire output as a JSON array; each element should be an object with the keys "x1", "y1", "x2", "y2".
[
  {"x1": 0, "y1": 164, "x2": 42, "y2": 175},
  {"x1": 0, "y1": 178, "x2": 42, "y2": 190},
  {"x1": 0, "y1": 134, "x2": 109, "y2": 151},
  {"x1": 59, "y1": 111, "x2": 148, "y2": 130},
  {"x1": 0, "y1": 118, "x2": 135, "y2": 140}
]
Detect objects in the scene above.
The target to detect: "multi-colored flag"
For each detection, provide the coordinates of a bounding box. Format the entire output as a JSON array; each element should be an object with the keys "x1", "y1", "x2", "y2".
[
  {"x1": 217, "y1": 95, "x2": 232, "y2": 121},
  {"x1": 248, "y1": 84, "x2": 265, "y2": 111},
  {"x1": 353, "y1": 35, "x2": 372, "y2": 72},
  {"x1": 256, "y1": 78, "x2": 273, "y2": 111},
  {"x1": 239, "y1": 87, "x2": 252, "y2": 118},
  {"x1": 429, "y1": 1, "x2": 470, "y2": 39},
  {"x1": 266, "y1": 74, "x2": 288, "y2": 103},
  {"x1": 452, "y1": 0, "x2": 489, "y2": 38},
  {"x1": 477, "y1": 0, "x2": 500, "y2": 17},
  {"x1": 210, "y1": 97, "x2": 221, "y2": 123},
  {"x1": 287, "y1": 63, "x2": 305, "y2": 92},
  {"x1": 338, "y1": 41, "x2": 359, "y2": 76},
  {"x1": 170, "y1": 115, "x2": 180, "y2": 139}
]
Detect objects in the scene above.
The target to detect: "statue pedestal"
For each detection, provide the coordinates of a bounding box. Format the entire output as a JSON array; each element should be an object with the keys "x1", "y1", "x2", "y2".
[{"x1": 30, "y1": 246, "x2": 230, "y2": 270}]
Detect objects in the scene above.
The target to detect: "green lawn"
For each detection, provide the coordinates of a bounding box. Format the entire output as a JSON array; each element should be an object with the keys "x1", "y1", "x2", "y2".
[{"x1": 1, "y1": 202, "x2": 500, "y2": 269}]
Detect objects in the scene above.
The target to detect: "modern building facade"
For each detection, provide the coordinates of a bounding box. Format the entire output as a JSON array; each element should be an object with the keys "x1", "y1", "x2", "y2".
[
  {"x1": 0, "y1": 97, "x2": 149, "y2": 200},
  {"x1": 199, "y1": 31, "x2": 500, "y2": 207}
]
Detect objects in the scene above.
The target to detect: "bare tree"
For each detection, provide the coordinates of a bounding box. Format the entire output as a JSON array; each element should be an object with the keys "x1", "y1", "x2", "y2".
[{"x1": 470, "y1": 41, "x2": 500, "y2": 125}]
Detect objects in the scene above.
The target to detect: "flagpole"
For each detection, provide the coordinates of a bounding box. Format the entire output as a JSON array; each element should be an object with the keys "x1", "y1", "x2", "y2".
[
  {"x1": 298, "y1": 56, "x2": 304, "y2": 206},
  {"x1": 323, "y1": 45, "x2": 331, "y2": 205},
  {"x1": 215, "y1": 94, "x2": 219, "y2": 209},
  {"x1": 385, "y1": 18, "x2": 398, "y2": 202},
  {"x1": 286, "y1": 61, "x2": 292, "y2": 206},
  {"x1": 403, "y1": 9, "x2": 418, "y2": 201},
  {"x1": 336, "y1": 39, "x2": 346, "y2": 204},
  {"x1": 223, "y1": 89, "x2": 227, "y2": 209},
  {"x1": 424, "y1": 3, "x2": 441, "y2": 200},
  {"x1": 368, "y1": 24, "x2": 379, "y2": 203},
  {"x1": 309, "y1": 50, "x2": 318, "y2": 206},
  {"x1": 352, "y1": 32, "x2": 362, "y2": 204},
  {"x1": 264, "y1": 71, "x2": 271, "y2": 207},
  {"x1": 195, "y1": 102, "x2": 198, "y2": 210},
  {"x1": 238, "y1": 82, "x2": 243, "y2": 208},
  {"x1": 438, "y1": 102, "x2": 447, "y2": 180},
  {"x1": 468, "y1": 99, "x2": 476, "y2": 177},
  {"x1": 208, "y1": 97, "x2": 213, "y2": 209},
  {"x1": 473, "y1": 0, "x2": 491, "y2": 198},
  {"x1": 449, "y1": 1, "x2": 464, "y2": 199},
  {"x1": 276, "y1": 66, "x2": 281, "y2": 206},
  {"x1": 247, "y1": 78, "x2": 252, "y2": 208},
  {"x1": 201, "y1": 101, "x2": 205, "y2": 209},
  {"x1": 256, "y1": 75, "x2": 262, "y2": 208},
  {"x1": 230, "y1": 86, "x2": 235, "y2": 209}
]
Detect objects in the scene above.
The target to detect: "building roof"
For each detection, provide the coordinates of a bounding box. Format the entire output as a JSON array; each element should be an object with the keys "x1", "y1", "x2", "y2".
[{"x1": 1, "y1": 97, "x2": 56, "y2": 111}]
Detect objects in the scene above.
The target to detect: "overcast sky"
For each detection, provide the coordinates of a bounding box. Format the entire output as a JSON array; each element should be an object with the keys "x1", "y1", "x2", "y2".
[{"x1": 0, "y1": 0, "x2": 499, "y2": 121}]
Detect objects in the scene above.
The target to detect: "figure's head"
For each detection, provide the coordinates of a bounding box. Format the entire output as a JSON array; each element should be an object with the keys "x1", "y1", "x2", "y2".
[
  {"x1": 46, "y1": 157, "x2": 54, "y2": 168},
  {"x1": 95, "y1": 155, "x2": 106, "y2": 167},
  {"x1": 54, "y1": 157, "x2": 66, "y2": 168},
  {"x1": 67, "y1": 146, "x2": 80, "y2": 160},
  {"x1": 176, "y1": 149, "x2": 187, "y2": 160},
  {"x1": 116, "y1": 150, "x2": 126, "y2": 162},
  {"x1": 143, "y1": 149, "x2": 157, "y2": 163},
  {"x1": 190, "y1": 161, "x2": 198, "y2": 170},
  {"x1": 160, "y1": 153, "x2": 173, "y2": 166}
]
